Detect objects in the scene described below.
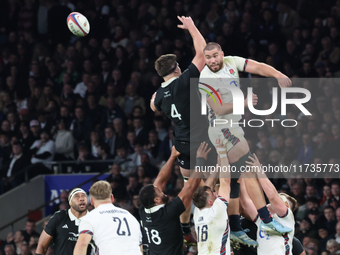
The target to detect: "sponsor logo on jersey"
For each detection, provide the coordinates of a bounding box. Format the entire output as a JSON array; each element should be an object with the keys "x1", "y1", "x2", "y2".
[
  {"x1": 146, "y1": 216, "x2": 152, "y2": 223},
  {"x1": 198, "y1": 216, "x2": 204, "y2": 222},
  {"x1": 164, "y1": 91, "x2": 171, "y2": 98},
  {"x1": 62, "y1": 224, "x2": 68, "y2": 228},
  {"x1": 68, "y1": 232, "x2": 79, "y2": 242}
]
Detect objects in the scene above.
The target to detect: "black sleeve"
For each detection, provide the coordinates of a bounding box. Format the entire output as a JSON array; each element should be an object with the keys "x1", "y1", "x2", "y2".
[
  {"x1": 34, "y1": 151, "x2": 52, "y2": 159},
  {"x1": 292, "y1": 236, "x2": 304, "y2": 255},
  {"x1": 44, "y1": 212, "x2": 59, "y2": 237},
  {"x1": 179, "y1": 63, "x2": 200, "y2": 89},
  {"x1": 153, "y1": 89, "x2": 162, "y2": 112},
  {"x1": 164, "y1": 196, "x2": 186, "y2": 218}
]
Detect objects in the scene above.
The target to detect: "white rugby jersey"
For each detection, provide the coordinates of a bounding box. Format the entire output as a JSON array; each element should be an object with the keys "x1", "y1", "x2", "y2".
[
  {"x1": 79, "y1": 203, "x2": 142, "y2": 255},
  {"x1": 200, "y1": 56, "x2": 247, "y2": 129},
  {"x1": 193, "y1": 196, "x2": 230, "y2": 255},
  {"x1": 255, "y1": 208, "x2": 295, "y2": 255}
]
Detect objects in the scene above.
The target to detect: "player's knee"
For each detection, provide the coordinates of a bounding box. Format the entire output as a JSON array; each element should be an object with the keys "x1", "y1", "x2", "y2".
[{"x1": 230, "y1": 179, "x2": 240, "y2": 198}]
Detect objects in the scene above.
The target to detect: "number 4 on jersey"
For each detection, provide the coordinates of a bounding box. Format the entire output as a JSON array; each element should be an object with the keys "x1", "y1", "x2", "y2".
[{"x1": 171, "y1": 104, "x2": 182, "y2": 120}]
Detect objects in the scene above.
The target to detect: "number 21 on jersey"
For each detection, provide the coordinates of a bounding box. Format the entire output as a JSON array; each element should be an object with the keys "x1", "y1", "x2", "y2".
[{"x1": 171, "y1": 104, "x2": 182, "y2": 120}]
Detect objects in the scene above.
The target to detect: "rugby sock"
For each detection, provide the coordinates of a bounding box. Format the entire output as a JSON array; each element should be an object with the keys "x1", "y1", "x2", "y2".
[
  {"x1": 229, "y1": 215, "x2": 243, "y2": 231},
  {"x1": 258, "y1": 206, "x2": 272, "y2": 223},
  {"x1": 181, "y1": 223, "x2": 191, "y2": 235}
]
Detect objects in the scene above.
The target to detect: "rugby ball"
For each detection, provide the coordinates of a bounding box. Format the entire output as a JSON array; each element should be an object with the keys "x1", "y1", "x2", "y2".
[{"x1": 67, "y1": 12, "x2": 90, "y2": 37}]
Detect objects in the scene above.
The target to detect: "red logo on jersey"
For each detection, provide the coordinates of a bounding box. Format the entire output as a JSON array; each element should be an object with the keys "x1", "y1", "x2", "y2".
[{"x1": 230, "y1": 69, "x2": 234, "y2": 74}]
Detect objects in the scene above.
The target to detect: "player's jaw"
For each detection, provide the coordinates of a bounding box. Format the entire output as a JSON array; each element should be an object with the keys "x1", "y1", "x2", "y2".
[
  {"x1": 206, "y1": 58, "x2": 223, "y2": 73},
  {"x1": 72, "y1": 201, "x2": 87, "y2": 213}
]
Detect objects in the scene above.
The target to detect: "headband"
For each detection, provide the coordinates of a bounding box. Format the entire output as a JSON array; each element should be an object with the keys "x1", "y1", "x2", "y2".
[
  {"x1": 162, "y1": 62, "x2": 178, "y2": 77},
  {"x1": 68, "y1": 188, "x2": 86, "y2": 203}
]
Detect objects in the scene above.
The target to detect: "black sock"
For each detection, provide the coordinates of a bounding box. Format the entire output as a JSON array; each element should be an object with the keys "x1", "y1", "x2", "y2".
[
  {"x1": 258, "y1": 206, "x2": 272, "y2": 223},
  {"x1": 181, "y1": 223, "x2": 191, "y2": 235},
  {"x1": 229, "y1": 215, "x2": 243, "y2": 231}
]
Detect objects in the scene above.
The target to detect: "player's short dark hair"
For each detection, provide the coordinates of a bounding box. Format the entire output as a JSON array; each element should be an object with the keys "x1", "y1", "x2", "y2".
[
  {"x1": 193, "y1": 186, "x2": 211, "y2": 209},
  {"x1": 203, "y1": 42, "x2": 222, "y2": 52},
  {"x1": 139, "y1": 184, "x2": 156, "y2": 209},
  {"x1": 154, "y1": 54, "x2": 177, "y2": 77}
]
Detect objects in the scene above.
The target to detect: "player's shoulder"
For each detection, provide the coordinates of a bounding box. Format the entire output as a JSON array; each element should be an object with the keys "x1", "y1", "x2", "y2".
[
  {"x1": 223, "y1": 56, "x2": 243, "y2": 64},
  {"x1": 52, "y1": 209, "x2": 68, "y2": 219}
]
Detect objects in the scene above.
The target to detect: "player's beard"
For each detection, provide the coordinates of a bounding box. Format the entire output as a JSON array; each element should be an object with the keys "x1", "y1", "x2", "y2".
[
  {"x1": 72, "y1": 202, "x2": 87, "y2": 213},
  {"x1": 207, "y1": 59, "x2": 224, "y2": 73}
]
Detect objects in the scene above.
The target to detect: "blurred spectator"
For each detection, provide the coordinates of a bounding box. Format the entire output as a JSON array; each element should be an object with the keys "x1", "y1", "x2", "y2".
[
  {"x1": 52, "y1": 190, "x2": 69, "y2": 213},
  {"x1": 0, "y1": 142, "x2": 30, "y2": 194},
  {"x1": 30, "y1": 130, "x2": 55, "y2": 172},
  {"x1": 297, "y1": 133, "x2": 315, "y2": 164},
  {"x1": 96, "y1": 142, "x2": 114, "y2": 171},
  {"x1": 75, "y1": 143, "x2": 96, "y2": 173},
  {"x1": 29, "y1": 120, "x2": 41, "y2": 141},
  {"x1": 89, "y1": 131, "x2": 100, "y2": 158},
  {"x1": 100, "y1": 97, "x2": 125, "y2": 129},
  {"x1": 70, "y1": 106, "x2": 93, "y2": 144},
  {"x1": 326, "y1": 239, "x2": 340, "y2": 255},
  {"x1": 331, "y1": 182, "x2": 340, "y2": 201},
  {"x1": 22, "y1": 220, "x2": 39, "y2": 244},
  {"x1": 54, "y1": 118, "x2": 74, "y2": 160},
  {"x1": 104, "y1": 126, "x2": 124, "y2": 157},
  {"x1": 133, "y1": 117, "x2": 148, "y2": 145},
  {"x1": 114, "y1": 146, "x2": 136, "y2": 176},
  {"x1": 4, "y1": 244, "x2": 16, "y2": 255},
  {"x1": 153, "y1": 116, "x2": 167, "y2": 141},
  {"x1": 18, "y1": 121, "x2": 35, "y2": 153},
  {"x1": 126, "y1": 174, "x2": 142, "y2": 199},
  {"x1": 144, "y1": 130, "x2": 160, "y2": 160},
  {"x1": 318, "y1": 206, "x2": 337, "y2": 236},
  {"x1": 14, "y1": 231, "x2": 25, "y2": 254},
  {"x1": 106, "y1": 164, "x2": 128, "y2": 202},
  {"x1": 116, "y1": 83, "x2": 146, "y2": 116}
]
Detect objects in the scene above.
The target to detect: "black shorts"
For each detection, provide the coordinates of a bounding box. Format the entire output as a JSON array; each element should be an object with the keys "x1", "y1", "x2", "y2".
[{"x1": 173, "y1": 137, "x2": 217, "y2": 170}]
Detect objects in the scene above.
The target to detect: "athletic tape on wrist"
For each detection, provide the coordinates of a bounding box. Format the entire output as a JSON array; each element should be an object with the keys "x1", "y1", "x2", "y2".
[{"x1": 216, "y1": 147, "x2": 227, "y2": 158}]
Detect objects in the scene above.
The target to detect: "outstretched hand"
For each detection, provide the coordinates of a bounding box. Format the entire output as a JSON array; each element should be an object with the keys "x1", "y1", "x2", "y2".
[
  {"x1": 171, "y1": 145, "x2": 181, "y2": 158},
  {"x1": 245, "y1": 153, "x2": 261, "y2": 171},
  {"x1": 196, "y1": 142, "x2": 211, "y2": 160},
  {"x1": 177, "y1": 16, "x2": 195, "y2": 30},
  {"x1": 277, "y1": 74, "x2": 292, "y2": 88},
  {"x1": 244, "y1": 93, "x2": 258, "y2": 108}
]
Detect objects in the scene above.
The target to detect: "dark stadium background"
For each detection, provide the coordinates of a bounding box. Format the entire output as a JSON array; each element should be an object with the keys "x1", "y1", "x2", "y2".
[{"x1": 0, "y1": 0, "x2": 340, "y2": 254}]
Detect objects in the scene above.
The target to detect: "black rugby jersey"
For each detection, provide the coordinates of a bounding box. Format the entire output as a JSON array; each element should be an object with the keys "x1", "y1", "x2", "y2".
[
  {"x1": 45, "y1": 209, "x2": 92, "y2": 255},
  {"x1": 154, "y1": 63, "x2": 209, "y2": 142},
  {"x1": 139, "y1": 197, "x2": 186, "y2": 255}
]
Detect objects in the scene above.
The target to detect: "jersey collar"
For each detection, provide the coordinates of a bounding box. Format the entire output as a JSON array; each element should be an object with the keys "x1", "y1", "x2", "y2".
[
  {"x1": 68, "y1": 209, "x2": 88, "y2": 226},
  {"x1": 144, "y1": 204, "x2": 165, "y2": 213},
  {"x1": 161, "y1": 77, "x2": 178, "y2": 88}
]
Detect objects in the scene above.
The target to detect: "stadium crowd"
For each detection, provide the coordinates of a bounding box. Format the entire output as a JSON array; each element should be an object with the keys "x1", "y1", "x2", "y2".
[{"x1": 0, "y1": 0, "x2": 340, "y2": 254}]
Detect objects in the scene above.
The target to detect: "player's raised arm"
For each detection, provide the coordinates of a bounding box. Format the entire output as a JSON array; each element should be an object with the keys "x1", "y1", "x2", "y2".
[
  {"x1": 177, "y1": 16, "x2": 206, "y2": 72},
  {"x1": 246, "y1": 154, "x2": 288, "y2": 217},
  {"x1": 239, "y1": 178, "x2": 258, "y2": 221},
  {"x1": 153, "y1": 146, "x2": 180, "y2": 192},
  {"x1": 244, "y1": 59, "x2": 292, "y2": 88},
  {"x1": 215, "y1": 139, "x2": 231, "y2": 201}
]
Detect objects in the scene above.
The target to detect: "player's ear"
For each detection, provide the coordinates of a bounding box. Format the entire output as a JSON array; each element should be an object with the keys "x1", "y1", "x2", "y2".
[
  {"x1": 90, "y1": 197, "x2": 94, "y2": 206},
  {"x1": 111, "y1": 194, "x2": 114, "y2": 203},
  {"x1": 221, "y1": 51, "x2": 224, "y2": 57}
]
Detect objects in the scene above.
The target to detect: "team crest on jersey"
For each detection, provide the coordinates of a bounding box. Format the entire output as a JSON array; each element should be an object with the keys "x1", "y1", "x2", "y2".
[
  {"x1": 198, "y1": 216, "x2": 203, "y2": 222},
  {"x1": 229, "y1": 69, "x2": 235, "y2": 75}
]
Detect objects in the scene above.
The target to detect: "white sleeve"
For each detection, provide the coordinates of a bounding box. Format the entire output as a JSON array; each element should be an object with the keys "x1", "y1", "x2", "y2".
[
  {"x1": 79, "y1": 216, "x2": 94, "y2": 235},
  {"x1": 228, "y1": 56, "x2": 247, "y2": 71}
]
